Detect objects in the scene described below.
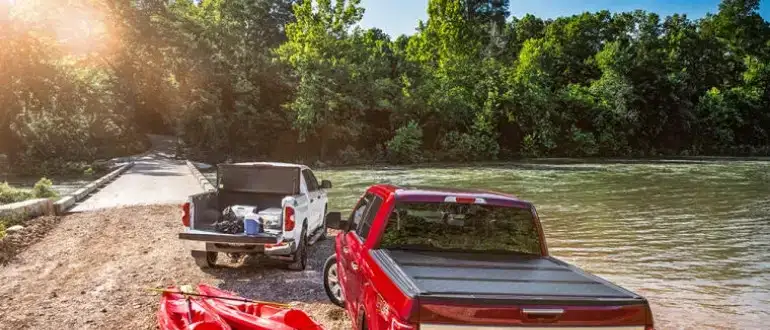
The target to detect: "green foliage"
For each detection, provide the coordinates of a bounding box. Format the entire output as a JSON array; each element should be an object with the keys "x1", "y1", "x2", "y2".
[
  {"x1": 2, "y1": 0, "x2": 770, "y2": 167},
  {"x1": 0, "y1": 212, "x2": 28, "y2": 239},
  {"x1": 440, "y1": 131, "x2": 500, "y2": 161},
  {"x1": 386, "y1": 121, "x2": 423, "y2": 164},
  {"x1": 0, "y1": 178, "x2": 58, "y2": 205},
  {"x1": 337, "y1": 146, "x2": 363, "y2": 165},
  {"x1": 32, "y1": 178, "x2": 58, "y2": 199},
  {"x1": 0, "y1": 183, "x2": 33, "y2": 205}
]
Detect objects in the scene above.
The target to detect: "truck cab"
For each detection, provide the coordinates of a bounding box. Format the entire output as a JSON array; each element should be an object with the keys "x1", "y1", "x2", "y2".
[
  {"x1": 179, "y1": 162, "x2": 331, "y2": 270},
  {"x1": 323, "y1": 184, "x2": 654, "y2": 330}
]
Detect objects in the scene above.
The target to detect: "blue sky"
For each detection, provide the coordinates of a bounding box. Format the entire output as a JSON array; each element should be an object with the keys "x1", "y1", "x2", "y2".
[{"x1": 359, "y1": 0, "x2": 770, "y2": 37}]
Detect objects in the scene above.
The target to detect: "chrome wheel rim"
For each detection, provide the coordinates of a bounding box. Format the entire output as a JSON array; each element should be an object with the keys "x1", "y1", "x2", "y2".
[{"x1": 327, "y1": 263, "x2": 343, "y2": 303}]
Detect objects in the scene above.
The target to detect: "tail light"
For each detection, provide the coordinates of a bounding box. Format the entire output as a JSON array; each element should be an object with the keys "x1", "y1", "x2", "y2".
[
  {"x1": 284, "y1": 206, "x2": 296, "y2": 231},
  {"x1": 445, "y1": 196, "x2": 486, "y2": 204},
  {"x1": 376, "y1": 294, "x2": 416, "y2": 330},
  {"x1": 645, "y1": 304, "x2": 655, "y2": 330},
  {"x1": 181, "y1": 202, "x2": 191, "y2": 227},
  {"x1": 265, "y1": 242, "x2": 289, "y2": 249}
]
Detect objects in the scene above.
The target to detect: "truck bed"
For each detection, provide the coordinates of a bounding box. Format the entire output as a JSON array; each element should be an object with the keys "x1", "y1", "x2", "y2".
[{"x1": 371, "y1": 249, "x2": 646, "y2": 306}]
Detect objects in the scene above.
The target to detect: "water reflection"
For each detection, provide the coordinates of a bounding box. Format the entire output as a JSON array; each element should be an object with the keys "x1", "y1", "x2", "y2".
[{"x1": 317, "y1": 161, "x2": 770, "y2": 329}]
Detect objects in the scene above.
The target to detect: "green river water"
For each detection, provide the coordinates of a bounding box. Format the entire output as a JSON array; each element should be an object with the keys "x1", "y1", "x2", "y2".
[{"x1": 316, "y1": 160, "x2": 770, "y2": 330}]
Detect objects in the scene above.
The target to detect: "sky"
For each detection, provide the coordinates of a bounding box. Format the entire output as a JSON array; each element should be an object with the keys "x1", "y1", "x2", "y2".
[{"x1": 359, "y1": 0, "x2": 770, "y2": 37}]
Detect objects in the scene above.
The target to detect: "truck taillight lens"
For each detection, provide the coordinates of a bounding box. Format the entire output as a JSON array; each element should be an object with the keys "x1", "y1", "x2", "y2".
[
  {"x1": 284, "y1": 206, "x2": 295, "y2": 231},
  {"x1": 377, "y1": 294, "x2": 417, "y2": 330},
  {"x1": 181, "y1": 202, "x2": 190, "y2": 227},
  {"x1": 444, "y1": 196, "x2": 486, "y2": 204}
]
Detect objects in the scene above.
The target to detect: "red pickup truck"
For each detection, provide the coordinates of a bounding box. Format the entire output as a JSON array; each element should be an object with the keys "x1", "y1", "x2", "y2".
[{"x1": 322, "y1": 184, "x2": 655, "y2": 330}]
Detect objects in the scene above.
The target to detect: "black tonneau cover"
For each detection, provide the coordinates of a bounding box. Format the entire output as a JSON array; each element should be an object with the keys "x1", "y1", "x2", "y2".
[{"x1": 371, "y1": 249, "x2": 646, "y2": 306}]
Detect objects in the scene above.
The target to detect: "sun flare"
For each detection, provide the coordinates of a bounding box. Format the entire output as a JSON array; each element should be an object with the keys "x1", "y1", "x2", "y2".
[{"x1": 8, "y1": 0, "x2": 110, "y2": 56}]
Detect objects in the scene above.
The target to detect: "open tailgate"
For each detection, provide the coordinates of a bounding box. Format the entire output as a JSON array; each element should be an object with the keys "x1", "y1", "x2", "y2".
[{"x1": 179, "y1": 229, "x2": 279, "y2": 244}]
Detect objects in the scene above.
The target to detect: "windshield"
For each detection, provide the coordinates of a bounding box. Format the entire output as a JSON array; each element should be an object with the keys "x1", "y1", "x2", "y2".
[{"x1": 380, "y1": 202, "x2": 542, "y2": 255}]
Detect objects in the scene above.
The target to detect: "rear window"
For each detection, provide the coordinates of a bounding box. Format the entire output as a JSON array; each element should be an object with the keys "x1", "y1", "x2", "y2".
[
  {"x1": 218, "y1": 166, "x2": 298, "y2": 195},
  {"x1": 380, "y1": 202, "x2": 541, "y2": 254}
]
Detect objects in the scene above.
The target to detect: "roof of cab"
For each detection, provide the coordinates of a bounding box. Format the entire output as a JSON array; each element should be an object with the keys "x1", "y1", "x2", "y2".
[
  {"x1": 370, "y1": 184, "x2": 530, "y2": 206},
  {"x1": 219, "y1": 162, "x2": 306, "y2": 168}
]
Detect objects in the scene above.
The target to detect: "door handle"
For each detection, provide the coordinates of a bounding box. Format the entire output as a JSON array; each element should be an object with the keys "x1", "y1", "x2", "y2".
[{"x1": 351, "y1": 262, "x2": 358, "y2": 271}]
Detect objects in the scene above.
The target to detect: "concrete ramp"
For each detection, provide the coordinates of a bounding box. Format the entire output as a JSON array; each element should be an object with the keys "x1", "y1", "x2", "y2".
[{"x1": 69, "y1": 136, "x2": 204, "y2": 212}]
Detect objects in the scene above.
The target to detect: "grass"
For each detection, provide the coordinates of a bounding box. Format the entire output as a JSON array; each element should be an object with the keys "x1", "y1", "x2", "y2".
[
  {"x1": 0, "y1": 179, "x2": 57, "y2": 239},
  {"x1": 0, "y1": 178, "x2": 58, "y2": 205},
  {"x1": 0, "y1": 213, "x2": 27, "y2": 239}
]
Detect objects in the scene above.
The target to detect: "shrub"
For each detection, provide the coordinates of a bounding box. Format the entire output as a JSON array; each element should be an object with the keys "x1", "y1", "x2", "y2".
[
  {"x1": 0, "y1": 182, "x2": 33, "y2": 204},
  {"x1": 567, "y1": 126, "x2": 598, "y2": 157},
  {"x1": 0, "y1": 213, "x2": 26, "y2": 228},
  {"x1": 440, "y1": 131, "x2": 500, "y2": 161},
  {"x1": 0, "y1": 178, "x2": 57, "y2": 205},
  {"x1": 386, "y1": 121, "x2": 423, "y2": 164},
  {"x1": 32, "y1": 178, "x2": 58, "y2": 199},
  {"x1": 337, "y1": 145, "x2": 362, "y2": 165}
]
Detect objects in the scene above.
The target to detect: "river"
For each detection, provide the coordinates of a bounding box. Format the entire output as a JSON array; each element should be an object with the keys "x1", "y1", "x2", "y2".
[{"x1": 314, "y1": 160, "x2": 770, "y2": 330}]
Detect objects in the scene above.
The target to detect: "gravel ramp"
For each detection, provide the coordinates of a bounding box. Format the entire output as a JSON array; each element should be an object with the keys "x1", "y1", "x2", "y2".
[{"x1": 0, "y1": 205, "x2": 350, "y2": 330}]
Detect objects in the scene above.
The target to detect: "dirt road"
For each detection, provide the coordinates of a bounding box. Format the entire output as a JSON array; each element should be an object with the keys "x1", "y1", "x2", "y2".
[{"x1": 0, "y1": 205, "x2": 350, "y2": 330}]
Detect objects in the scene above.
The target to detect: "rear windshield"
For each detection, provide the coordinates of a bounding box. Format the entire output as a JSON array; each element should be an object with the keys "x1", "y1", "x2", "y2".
[
  {"x1": 380, "y1": 202, "x2": 541, "y2": 254},
  {"x1": 218, "y1": 166, "x2": 298, "y2": 195}
]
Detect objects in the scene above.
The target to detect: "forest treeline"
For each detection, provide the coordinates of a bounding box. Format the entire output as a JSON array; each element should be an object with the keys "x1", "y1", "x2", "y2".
[{"x1": 1, "y1": 0, "x2": 769, "y2": 172}]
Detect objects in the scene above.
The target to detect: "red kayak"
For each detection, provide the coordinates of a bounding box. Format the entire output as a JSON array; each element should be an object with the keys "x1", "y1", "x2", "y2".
[
  {"x1": 197, "y1": 284, "x2": 324, "y2": 330},
  {"x1": 158, "y1": 287, "x2": 232, "y2": 330}
]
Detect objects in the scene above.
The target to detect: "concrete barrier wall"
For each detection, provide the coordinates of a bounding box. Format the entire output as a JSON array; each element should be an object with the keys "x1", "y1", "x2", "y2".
[
  {"x1": 0, "y1": 198, "x2": 54, "y2": 219},
  {"x1": 53, "y1": 162, "x2": 135, "y2": 215},
  {"x1": 185, "y1": 161, "x2": 215, "y2": 192}
]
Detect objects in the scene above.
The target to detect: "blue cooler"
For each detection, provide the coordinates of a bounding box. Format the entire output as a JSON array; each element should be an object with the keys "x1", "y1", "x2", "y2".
[{"x1": 243, "y1": 215, "x2": 262, "y2": 235}]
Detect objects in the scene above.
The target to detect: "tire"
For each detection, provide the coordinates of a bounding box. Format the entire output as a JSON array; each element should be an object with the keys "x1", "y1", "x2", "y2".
[
  {"x1": 192, "y1": 251, "x2": 218, "y2": 269},
  {"x1": 287, "y1": 228, "x2": 308, "y2": 271},
  {"x1": 323, "y1": 255, "x2": 344, "y2": 307},
  {"x1": 360, "y1": 314, "x2": 368, "y2": 330},
  {"x1": 318, "y1": 206, "x2": 328, "y2": 241}
]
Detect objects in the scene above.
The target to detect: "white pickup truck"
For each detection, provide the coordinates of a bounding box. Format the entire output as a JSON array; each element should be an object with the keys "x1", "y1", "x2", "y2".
[{"x1": 178, "y1": 162, "x2": 331, "y2": 270}]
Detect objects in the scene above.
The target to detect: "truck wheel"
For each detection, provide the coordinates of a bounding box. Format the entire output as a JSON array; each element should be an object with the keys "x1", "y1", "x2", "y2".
[
  {"x1": 360, "y1": 313, "x2": 368, "y2": 330},
  {"x1": 287, "y1": 229, "x2": 307, "y2": 271},
  {"x1": 192, "y1": 251, "x2": 218, "y2": 269},
  {"x1": 323, "y1": 255, "x2": 344, "y2": 307}
]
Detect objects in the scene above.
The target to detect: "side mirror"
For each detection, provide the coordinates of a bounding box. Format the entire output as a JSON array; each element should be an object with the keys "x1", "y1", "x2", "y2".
[
  {"x1": 325, "y1": 212, "x2": 347, "y2": 230},
  {"x1": 321, "y1": 180, "x2": 332, "y2": 189}
]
